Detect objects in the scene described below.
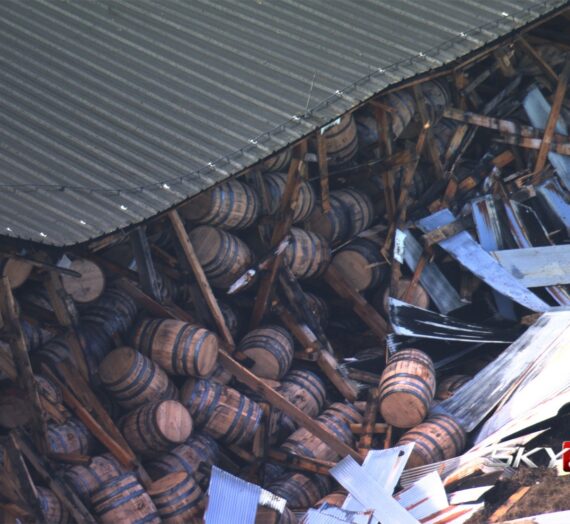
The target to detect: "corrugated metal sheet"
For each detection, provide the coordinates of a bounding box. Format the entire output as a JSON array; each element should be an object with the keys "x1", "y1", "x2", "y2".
[{"x1": 0, "y1": 0, "x2": 566, "y2": 246}]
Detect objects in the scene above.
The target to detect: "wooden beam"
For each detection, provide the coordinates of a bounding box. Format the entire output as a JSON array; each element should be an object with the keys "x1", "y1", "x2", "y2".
[
  {"x1": 316, "y1": 133, "x2": 331, "y2": 213},
  {"x1": 44, "y1": 272, "x2": 89, "y2": 381},
  {"x1": 375, "y1": 105, "x2": 396, "y2": 222},
  {"x1": 267, "y1": 449, "x2": 336, "y2": 476},
  {"x1": 129, "y1": 227, "x2": 162, "y2": 300},
  {"x1": 517, "y1": 36, "x2": 558, "y2": 87},
  {"x1": 218, "y1": 350, "x2": 362, "y2": 462},
  {"x1": 533, "y1": 57, "x2": 570, "y2": 182},
  {"x1": 358, "y1": 388, "x2": 380, "y2": 457},
  {"x1": 168, "y1": 209, "x2": 235, "y2": 348},
  {"x1": 249, "y1": 157, "x2": 302, "y2": 329},
  {"x1": 496, "y1": 134, "x2": 570, "y2": 155},
  {"x1": 323, "y1": 265, "x2": 388, "y2": 341},
  {"x1": 0, "y1": 277, "x2": 47, "y2": 452}
]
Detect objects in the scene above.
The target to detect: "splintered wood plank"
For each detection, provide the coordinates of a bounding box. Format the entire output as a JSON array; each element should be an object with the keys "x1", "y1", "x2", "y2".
[
  {"x1": 44, "y1": 272, "x2": 89, "y2": 381},
  {"x1": 0, "y1": 277, "x2": 48, "y2": 451},
  {"x1": 267, "y1": 449, "x2": 336, "y2": 475},
  {"x1": 413, "y1": 84, "x2": 444, "y2": 179},
  {"x1": 489, "y1": 486, "x2": 530, "y2": 523},
  {"x1": 169, "y1": 209, "x2": 235, "y2": 347},
  {"x1": 533, "y1": 58, "x2": 570, "y2": 182},
  {"x1": 316, "y1": 133, "x2": 331, "y2": 213},
  {"x1": 323, "y1": 265, "x2": 388, "y2": 341},
  {"x1": 249, "y1": 157, "x2": 302, "y2": 329},
  {"x1": 129, "y1": 227, "x2": 162, "y2": 300},
  {"x1": 496, "y1": 135, "x2": 570, "y2": 154},
  {"x1": 358, "y1": 388, "x2": 380, "y2": 456}
]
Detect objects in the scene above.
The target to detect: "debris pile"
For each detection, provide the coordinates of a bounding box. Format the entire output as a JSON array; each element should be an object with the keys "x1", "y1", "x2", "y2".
[{"x1": 4, "y1": 13, "x2": 570, "y2": 524}]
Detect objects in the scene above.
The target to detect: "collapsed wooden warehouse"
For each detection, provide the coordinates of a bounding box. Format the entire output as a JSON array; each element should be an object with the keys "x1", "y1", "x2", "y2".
[{"x1": 2, "y1": 1, "x2": 570, "y2": 522}]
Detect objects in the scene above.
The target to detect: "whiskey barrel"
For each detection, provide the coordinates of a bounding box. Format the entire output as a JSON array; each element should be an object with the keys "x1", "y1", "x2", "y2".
[
  {"x1": 238, "y1": 326, "x2": 294, "y2": 380},
  {"x1": 180, "y1": 179, "x2": 259, "y2": 230},
  {"x1": 304, "y1": 293, "x2": 329, "y2": 329},
  {"x1": 432, "y1": 119, "x2": 458, "y2": 159},
  {"x1": 306, "y1": 194, "x2": 351, "y2": 243},
  {"x1": 64, "y1": 454, "x2": 124, "y2": 504},
  {"x1": 218, "y1": 300, "x2": 242, "y2": 340},
  {"x1": 263, "y1": 148, "x2": 292, "y2": 173},
  {"x1": 120, "y1": 400, "x2": 193, "y2": 457},
  {"x1": 268, "y1": 472, "x2": 332, "y2": 509},
  {"x1": 379, "y1": 348, "x2": 436, "y2": 428},
  {"x1": 99, "y1": 347, "x2": 178, "y2": 409},
  {"x1": 377, "y1": 278, "x2": 430, "y2": 315},
  {"x1": 323, "y1": 115, "x2": 359, "y2": 166},
  {"x1": 148, "y1": 471, "x2": 203, "y2": 523},
  {"x1": 80, "y1": 287, "x2": 139, "y2": 338},
  {"x1": 180, "y1": 378, "x2": 262, "y2": 445},
  {"x1": 263, "y1": 172, "x2": 316, "y2": 223},
  {"x1": 37, "y1": 487, "x2": 69, "y2": 524},
  {"x1": 256, "y1": 506, "x2": 298, "y2": 524},
  {"x1": 36, "y1": 375, "x2": 71, "y2": 423},
  {"x1": 422, "y1": 79, "x2": 450, "y2": 124},
  {"x1": 276, "y1": 370, "x2": 327, "y2": 436},
  {"x1": 146, "y1": 433, "x2": 219, "y2": 488},
  {"x1": 284, "y1": 228, "x2": 331, "y2": 280},
  {"x1": 282, "y1": 403, "x2": 361, "y2": 461},
  {"x1": 132, "y1": 318, "x2": 219, "y2": 377},
  {"x1": 334, "y1": 189, "x2": 374, "y2": 238},
  {"x1": 0, "y1": 257, "x2": 33, "y2": 289},
  {"x1": 189, "y1": 226, "x2": 254, "y2": 289},
  {"x1": 91, "y1": 473, "x2": 160, "y2": 524},
  {"x1": 47, "y1": 419, "x2": 95, "y2": 456},
  {"x1": 397, "y1": 413, "x2": 466, "y2": 468},
  {"x1": 436, "y1": 375, "x2": 471, "y2": 401},
  {"x1": 316, "y1": 490, "x2": 348, "y2": 508},
  {"x1": 331, "y1": 238, "x2": 385, "y2": 292},
  {"x1": 61, "y1": 259, "x2": 105, "y2": 304}
]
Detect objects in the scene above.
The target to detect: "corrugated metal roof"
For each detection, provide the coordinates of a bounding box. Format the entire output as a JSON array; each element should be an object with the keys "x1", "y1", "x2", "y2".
[{"x1": 0, "y1": 0, "x2": 566, "y2": 246}]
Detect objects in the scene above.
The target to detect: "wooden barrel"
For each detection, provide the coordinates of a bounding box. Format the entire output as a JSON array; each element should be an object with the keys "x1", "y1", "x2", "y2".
[
  {"x1": 47, "y1": 419, "x2": 95, "y2": 456},
  {"x1": 148, "y1": 471, "x2": 203, "y2": 523},
  {"x1": 80, "y1": 287, "x2": 139, "y2": 338},
  {"x1": 36, "y1": 375, "x2": 71, "y2": 423},
  {"x1": 331, "y1": 238, "x2": 385, "y2": 292},
  {"x1": 263, "y1": 172, "x2": 316, "y2": 223},
  {"x1": 397, "y1": 413, "x2": 466, "y2": 469},
  {"x1": 37, "y1": 487, "x2": 69, "y2": 524},
  {"x1": 436, "y1": 375, "x2": 471, "y2": 401},
  {"x1": 316, "y1": 490, "x2": 348, "y2": 508},
  {"x1": 282, "y1": 403, "x2": 361, "y2": 461},
  {"x1": 432, "y1": 119, "x2": 458, "y2": 159},
  {"x1": 379, "y1": 348, "x2": 436, "y2": 428},
  {"x1": 61, "y1": 259, "x2": 105, "y2": 304},
  {"x1": 377, "y1": 278, "x2": 430, "y2": 315},
  {"x1": 304, "y1": 292, "x2": 329, "y2": 329},
  {"x1": 180, "y1": 179, "x2": 259, "y2": 230},
  {"x1": 21, "y1": 319, "x2": 51, "y2": 352},
  {"x1": 146, "y1": 433, "x2": 219, "y2": 488},
  {"x1": 91, "y1": 472, "x2": 160, "y2": 524},
  {"x1": 132, "y1": 318, "x2": 219, "y2": 377},
  {"x1": 0, "y1": 257, "x2": 33, "y2": 289},
  {"x1": 180, "y1": 378, "x2": 262, "y2": 445},
  {"x1": 33, "y1": 335, "x2": 96, "y2": 379},
  {"x1": 268, "y1": 472, "x2": 332, "y2": 509},
  {"x1": 276, "y1": 370, "x2": 327, "y2": 437},
  {"x1": 284, "y1": 228, "x2": 330, "y2": 280},
  {"x1": 263, "y1": 148, "x2": 292, "y2": 173},
  {"x1": 256, "y1": 506, "x2": 298, "y2": 524},
  {"x1": 323, "y1": 115, "x2": 359, "y2": 166},
  {"x1": 64, "y1": 454, "x2": 124, "y2": 504},
  {"x1": 218, "y1": 300, "x2": 242, "y2": 340},
  {"x1": 120, "y1": 400, "x2": 193, "y2": 457},
  {"x1": 189, "y1": 226, "x2": 254, "y2": 289},
  {"x1": 334, "y1": 189, "x2": 374, "y2": 238},
  {"x1": 99, "y1": 347, "x2": 178, "y2": 409},
  {"x1": 238, "y1": 326, "x2": 294, "y2": 380},
  {"x1": 422, "y1": 79, "x2": 450, "y2": 124},
  {"x1": 306, "y1": 193, "x2": 351, "y2": 243}
]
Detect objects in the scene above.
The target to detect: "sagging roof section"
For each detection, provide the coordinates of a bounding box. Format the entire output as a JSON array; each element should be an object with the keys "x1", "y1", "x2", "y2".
[{"x1": 0, "y1": 0, "x2": 566, "y2": 246}]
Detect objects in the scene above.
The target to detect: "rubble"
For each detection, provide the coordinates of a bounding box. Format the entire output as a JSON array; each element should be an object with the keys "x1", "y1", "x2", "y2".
[{"x1": 4, "y1": 10, "x2": 570, "y2": 524}]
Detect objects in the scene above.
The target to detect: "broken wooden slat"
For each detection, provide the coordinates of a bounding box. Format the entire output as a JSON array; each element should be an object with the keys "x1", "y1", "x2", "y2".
[
  {"x1": 169, "y1": 209, "x2": 235, "y2": 348},
  {"x1": 316, "y1": 133, "x2": 331, "y2": 213},
  {"x1": 266, "y1": 449, "x2": 336, "y2": 476},
  {"x1": 129, "y1": 227, "x2": 162, "y2": 300},
  {"x1": 496, "y1": 135, "x2": 570, "y2": 155},
  {"x1": 489, "y1": 486, "x2": 530, "y2": 523},
  {"x1": 517, "y1": 36, "x2": 558, "y2": 86},
  {"x1": 357, "y1": 388, "x2": 380, "y2": 457},
  {"x1": 413, "y1": 84, "x2": 444, "y2": 179},
  {"x1": 0, "y1": 277, "x2": 48, "y2": 451}
]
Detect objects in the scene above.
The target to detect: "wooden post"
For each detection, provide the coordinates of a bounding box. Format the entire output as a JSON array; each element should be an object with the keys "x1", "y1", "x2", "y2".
[
  {"x1": 168, "y1": 210, "x2": 235, "y2": 348},
  {"x1": 129, "y1": 227, "x2": 162, "y2": 300},
  {"x1": 249, "y1": 157, "x2": 302, "y2": 330},
  {"x1": 316, "y1": 133, "x2": 331, "y2": 213},
  {"x1": 533, "y1": 57, "x2": 570, "y2": 182},
  {"x1": 0, "y1": 277, "x2": 48, "y2": 452},
  {"x1": 44, "y1": 272, "x2": 89, "y2": 381}
]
